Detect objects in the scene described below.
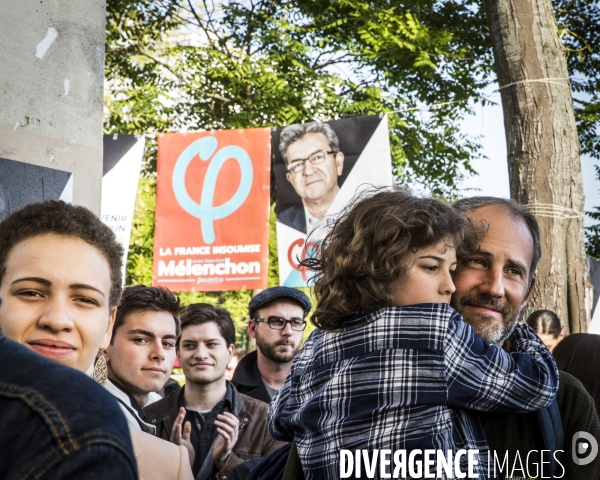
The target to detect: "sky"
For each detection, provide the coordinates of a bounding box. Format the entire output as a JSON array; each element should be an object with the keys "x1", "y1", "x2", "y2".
[{"x1": 458, "y1": 89, "x2": 600, "y2": 227}]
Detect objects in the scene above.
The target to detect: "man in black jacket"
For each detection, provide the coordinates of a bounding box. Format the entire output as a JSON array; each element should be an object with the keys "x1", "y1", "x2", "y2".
[{"x1": 232, "y1": 287, "x2": 311, "y2": 403}]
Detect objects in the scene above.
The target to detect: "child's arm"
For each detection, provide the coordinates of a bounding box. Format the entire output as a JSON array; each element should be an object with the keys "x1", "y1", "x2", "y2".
[{"x1": 445, "y1": 309, "x2": 559, "y2": 413}]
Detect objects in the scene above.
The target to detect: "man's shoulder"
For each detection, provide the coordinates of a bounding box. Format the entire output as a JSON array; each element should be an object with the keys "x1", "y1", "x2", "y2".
[
  {"x1": 239, "y1": 391, "x2": 270, "y2": 415},
  {"x1": 143, "y1": 388, "x2": 180, "y2": 419},
  {"x1": 481, "y1": 371, "x2": 599, "y2": 445},
  {"x1": 236, "y1": 391, "x2": 279, "y2": 445},
  {"x1": 278, "y1": 204, "x2": 303, "y2": 220},
  {"x1": 481, "y1": 371, "x2": 593, "y2": 421},
  {"x1": 232, "y1": 350, "x2": 260, "y2": 386},
  {"x1": 233, "y1": 389, "x2": 288, "y2": 463},
  {"x1": 559, "y1": 370, "x2": 589, "y2": 394},
  {"x1": 557, "y1": 370, "x2": 598, "y2": 421},
  {"x1": 231, "y1": 352, "x2": 274, "y2": 403}
]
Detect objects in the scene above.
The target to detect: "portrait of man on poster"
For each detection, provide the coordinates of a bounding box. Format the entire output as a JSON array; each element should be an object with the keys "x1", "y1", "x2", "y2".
[{"x1": 277, "y1": 122, "x2": 345, "y2": 234}]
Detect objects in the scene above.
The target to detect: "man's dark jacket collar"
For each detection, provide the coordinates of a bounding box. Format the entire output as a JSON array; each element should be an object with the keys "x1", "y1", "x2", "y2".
[
  {"x1": 231, "y1": 350, "x2": 272, "y2": 404},
  {"x1": 147, "y1": 382, "x2": 243, "y2": 428}
]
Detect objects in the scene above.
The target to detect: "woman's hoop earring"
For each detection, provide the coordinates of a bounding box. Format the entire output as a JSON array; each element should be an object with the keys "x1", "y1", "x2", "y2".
[{"x1": 93, "y1": 350, "x2": 108, "y2": 386}]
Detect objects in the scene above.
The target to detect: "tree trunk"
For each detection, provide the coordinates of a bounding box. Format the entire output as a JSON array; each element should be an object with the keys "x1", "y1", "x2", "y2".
[{"x1": 483, "y1": 0, "x2": 586, "y2": 333}]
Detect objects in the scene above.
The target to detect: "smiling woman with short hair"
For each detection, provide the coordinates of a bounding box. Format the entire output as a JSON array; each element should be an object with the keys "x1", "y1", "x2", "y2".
[{"x1": 0, "y1": 200, "x2": 193, "y2": 480}]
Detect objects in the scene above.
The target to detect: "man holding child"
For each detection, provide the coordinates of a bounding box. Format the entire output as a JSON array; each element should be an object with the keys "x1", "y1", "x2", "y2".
[{"x1": 268, "y1": 190, "x2": 559, "y2": 480}]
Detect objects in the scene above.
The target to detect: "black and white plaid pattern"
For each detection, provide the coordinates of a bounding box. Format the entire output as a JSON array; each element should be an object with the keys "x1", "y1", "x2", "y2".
[{"x1": 268, "y1": 304, "x2": 559, "y2": 479}]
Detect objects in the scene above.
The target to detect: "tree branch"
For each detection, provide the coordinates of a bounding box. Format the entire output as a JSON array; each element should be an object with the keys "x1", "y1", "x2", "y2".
[
  {"x1": 133, "y1": 47, "x2": 231, "y2": 102},
  {"x1": 185, "y1": 0, "x2": 204, "y2": 27},
  {"x1": 313, "y1": 53, "x2": 351, "y2": 70},
  {"x1": 242, "y1": 0, "x2": 257, "y2": 55}
]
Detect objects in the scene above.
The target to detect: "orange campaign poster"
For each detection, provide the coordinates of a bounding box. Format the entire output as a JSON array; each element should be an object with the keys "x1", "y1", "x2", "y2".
[{"x1": 153, "y1": 128, "x2": 271, "y2": 292}]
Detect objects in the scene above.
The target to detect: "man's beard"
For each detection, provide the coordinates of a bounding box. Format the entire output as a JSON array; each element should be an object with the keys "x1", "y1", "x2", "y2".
[
  {"x1": 255, "y1": 335, "x2": 300, "y2": 363},
  {"x1": 451, "y1": 292, "x2": 521, "y2": 344}
]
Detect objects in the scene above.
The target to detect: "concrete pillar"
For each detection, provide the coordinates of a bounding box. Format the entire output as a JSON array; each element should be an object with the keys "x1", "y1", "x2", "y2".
[{"x1": 0, "y1": 0, "x2": 106, "y2": 213}]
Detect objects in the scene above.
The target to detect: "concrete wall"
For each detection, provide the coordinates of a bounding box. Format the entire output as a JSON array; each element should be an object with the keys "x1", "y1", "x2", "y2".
[{"x1": 0, "y1": 0, "x2": 106, "y2": 213}]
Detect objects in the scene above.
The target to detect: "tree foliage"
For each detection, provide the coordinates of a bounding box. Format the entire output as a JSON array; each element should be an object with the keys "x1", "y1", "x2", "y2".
[
  {"x1": 105, "y1": 0, "x2": 600, "y2": 194},
  {"x1": 105, "y1": 0, "x2": 600, "y2": 317},
  {"x1": 557, "y1": 0, "x2": 600, "y2": 160},
  {"x1": 105, "y1": 0, "x2": 495, "y2": 327},
  {"x1": 105, "y1": 0, "x2": 498, "y2": 191}
]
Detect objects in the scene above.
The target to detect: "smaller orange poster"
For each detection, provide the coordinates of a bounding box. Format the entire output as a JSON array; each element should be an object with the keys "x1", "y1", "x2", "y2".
[{"x1": 153, "y1": 128, "x2": 271, "y2": 292}]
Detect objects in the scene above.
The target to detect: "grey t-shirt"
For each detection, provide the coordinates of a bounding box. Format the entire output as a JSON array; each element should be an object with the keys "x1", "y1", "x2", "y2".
[{"x1": 263, "y1": 381, "x2": 279, "y2": 400}]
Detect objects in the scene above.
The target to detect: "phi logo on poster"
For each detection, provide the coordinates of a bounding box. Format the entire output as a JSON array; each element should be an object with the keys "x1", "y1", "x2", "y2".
[{"x1": 172, "y1": 136, "x2": 253, "y2": 244}]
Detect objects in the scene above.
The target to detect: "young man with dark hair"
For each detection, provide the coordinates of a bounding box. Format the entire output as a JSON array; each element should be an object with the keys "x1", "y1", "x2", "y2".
[
  {"x1": 105, "y1": 285, "x2": 182, "y2": 433},
  {"x1": 144, "y1": 303, "x2": 284, "y2": 480}
]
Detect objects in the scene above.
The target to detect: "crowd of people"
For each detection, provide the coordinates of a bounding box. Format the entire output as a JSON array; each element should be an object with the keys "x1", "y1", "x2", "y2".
[{"x1": 0, "y1": 188, "x2": 599, "y2": 480}]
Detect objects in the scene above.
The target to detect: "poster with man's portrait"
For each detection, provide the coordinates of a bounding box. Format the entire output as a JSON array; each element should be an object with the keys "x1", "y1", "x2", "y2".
[{"x1": 273, "y1": 114, "x2": 393, "y2": 287}]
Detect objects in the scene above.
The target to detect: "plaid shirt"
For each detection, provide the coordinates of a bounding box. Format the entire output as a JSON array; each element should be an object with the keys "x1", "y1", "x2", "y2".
[{"x1": 268, "y1": 304, "x2": 559, "y2": 479}]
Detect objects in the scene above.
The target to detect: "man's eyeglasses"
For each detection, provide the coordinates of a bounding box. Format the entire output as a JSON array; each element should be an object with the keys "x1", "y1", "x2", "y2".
[
  {"x1": 253, "y1": 316, "x2": 307, "y2": 331},
  {"x1": 286, "y1": 150, "x2": 336, "y2": 174}
]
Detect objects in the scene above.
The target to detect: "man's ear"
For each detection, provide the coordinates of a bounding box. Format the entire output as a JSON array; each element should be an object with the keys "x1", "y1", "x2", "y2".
[
  {"x1": 227, "y1": 343, "x2": 235, "y2": 363},
  {"x1": 286, "y1": 171, "x2": 293, "y2": 184},
  {"x1": 335, "y1": 152, "x2": 344, "y2": 176},
  {"x1": 521, "y1": 275, "x2": 536, "y2": 308},
  {"x1": 102, "y1": 307, "x2": 117, "y2": 351},
  {"x1": 248, "y1": 319, "x2": 258, "y2": 339}
]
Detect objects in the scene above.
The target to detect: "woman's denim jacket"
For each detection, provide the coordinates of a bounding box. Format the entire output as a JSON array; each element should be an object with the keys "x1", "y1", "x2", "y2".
[{"x1": 0, "y1": 333, "x2": 138, "y2": 479}]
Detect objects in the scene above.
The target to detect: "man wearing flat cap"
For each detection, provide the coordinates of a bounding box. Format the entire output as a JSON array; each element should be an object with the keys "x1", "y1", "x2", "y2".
[{"x1": 232, "y1": 287, "x2": 311, "y2": 403}]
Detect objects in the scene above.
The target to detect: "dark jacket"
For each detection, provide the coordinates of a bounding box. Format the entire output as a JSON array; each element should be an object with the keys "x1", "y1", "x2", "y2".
[
  {"x1": 277, "y1": 205, "x2": 306, "y2": 234},
  {"x1": 0, "y1": 334, "x2": 137, "y2": 480},
  {"x1": 231, "y1": 350, "x2": 272, "y2": 404},
  {"x1": 480, "y1": 371, "x2": 600, "y2": 480},
  {"x1": 144, "y1": 383, "x2": 285, "y2": 480},
  {"x1": 554, "y1": 333, "x2": 600, "y2": 414}
]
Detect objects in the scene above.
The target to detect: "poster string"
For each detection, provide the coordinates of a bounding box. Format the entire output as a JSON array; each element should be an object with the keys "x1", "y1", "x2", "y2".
[
  {"x1": 496, "y1": 78, "x2": 570, "y2": 91},
  {"x1": 385, "y1": 78, "x2": 571, "y2": 115},
  {"x1": 386, "y1": 100, "x2": 466, "y2": 115},
  {"x1": 524, "y1": 203, "x2": 583, "y2": 219}
]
